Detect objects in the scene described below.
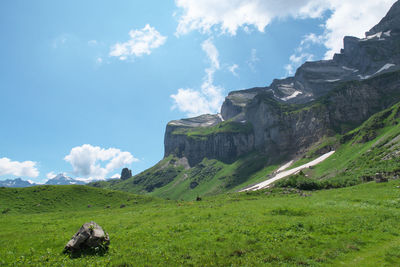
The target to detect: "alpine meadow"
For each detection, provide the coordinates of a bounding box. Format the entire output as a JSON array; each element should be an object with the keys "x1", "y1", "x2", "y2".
[{"x1": 2, "y1": 0, "x2": 400, "y2": 266}]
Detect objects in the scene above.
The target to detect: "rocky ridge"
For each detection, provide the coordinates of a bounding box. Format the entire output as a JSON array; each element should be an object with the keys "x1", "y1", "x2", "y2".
[{"x1": 164, "y1": 1, "x2": 400, "y2": 166}]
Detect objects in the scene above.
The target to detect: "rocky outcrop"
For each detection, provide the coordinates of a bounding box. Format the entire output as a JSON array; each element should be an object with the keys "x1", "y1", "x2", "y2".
[
  {"x1": 164, "y1": 115, "x2": 254, "y2": 166},
  {"x1": 366, "y1": 1, "x2": 400, "y2": 36},
  {"x1": 164, "y1": 1, "x2": 400, "y2": 167},
  {"x1": 120, "y1": 168, "x2": 132, "y2": 180},
  {"x1": 64, "y1": 221, "x2": 110, "y2": 254},
  {"x1": 245, "y1": 71, "x2": 400, "y2": 157}
]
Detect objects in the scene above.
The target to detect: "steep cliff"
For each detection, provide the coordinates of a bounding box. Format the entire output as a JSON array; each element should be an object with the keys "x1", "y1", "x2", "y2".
[
  {"x1": 164, "y1": 1, "x2": 400, "y2": 166},
  {"x1": 91, "y1": 1, "x2": 400, "y2": 199}
]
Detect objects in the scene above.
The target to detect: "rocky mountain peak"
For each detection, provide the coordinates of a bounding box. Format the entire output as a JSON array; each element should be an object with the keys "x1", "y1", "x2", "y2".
[
  {"x1": 366, "y1": 0, "x2": 400, "y2": 36},
  {"x1": 163, "y1": 0, "x2": 400, "y2": 167},
  {"x1": 45, "y1": 174, "x2": 85, "y2": 185}
]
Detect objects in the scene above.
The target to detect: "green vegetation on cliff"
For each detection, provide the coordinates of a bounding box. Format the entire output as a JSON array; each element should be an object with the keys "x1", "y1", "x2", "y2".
[
  {"x1": 91, "y1": 98, "x2": 400, "y2": 201},
  {"x1": 277, "y1": 101, "x2": 400, "y2": 190},
  {"x1": 171, "y1": 120, "x2": 253, "y2": 139}
]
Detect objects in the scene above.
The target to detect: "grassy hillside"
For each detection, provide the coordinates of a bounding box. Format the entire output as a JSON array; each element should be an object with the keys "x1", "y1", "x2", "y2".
[
  {"x1": 0, "y1": 185, "x2": 152, "y2": 214},
  {"x1": 90, "y1": 100, "x2": 400, "y2": 200},
  {"x1": 2, "y1": 181, "x2": 400, "y2": 266},
  {"x1": 171, "y1": 120, "x2": 254, "y2": 140},
  {"x1": 277, "y1": 101, "x2": 400, "y2": 190},
  {"x1": 90, "y1": 152, "x2": 284, "y2": 201}
]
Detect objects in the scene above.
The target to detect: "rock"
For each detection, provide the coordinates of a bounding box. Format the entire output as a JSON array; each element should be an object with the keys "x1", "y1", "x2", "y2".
[
  {"x1": 120, "y1": 204, "x2": 126, "y2": 208},
  {"x1": 196, "y1": 196, "x2": 202, "y2": 201},
  {"x1": 375, "y1": 173, "x2": 389, "y2": 183},
  {"x1": 163, "y1": 1, "x2": 400, "y2": 167},
  {"x1": 64, "y1": 221, "x2": 109, "y2": 253},
  {"x1": 120, "y1": 168, "x2": 132, "y2": 180},
  {"x1": 190, "y1": 181, "x2": 199, "y2": 189}
]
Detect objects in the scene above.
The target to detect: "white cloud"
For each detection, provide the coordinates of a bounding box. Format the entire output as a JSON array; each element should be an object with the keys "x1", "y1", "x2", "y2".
[
  {"x1": 229, "y1": 64, "x2": 239, "y2": 76},
  {"x1": 285, "y1": 53, "x2": 315, "y2": 76},
  {"x1": 171, "y1": 39, "x2": 225, "y2": 117},
  {"x1": 88, "y1": 40, "x2": 98, "y2": 46},
  {"x1": 46, "y1": 172, "x2": 56, "y2": 179},
  {"x1": 175, "y1": 0, "x2": 325, "y2": 36},
  {"x1": 175, "y1": 0, "x2": 396, "y2": 58},
  {"x1": 202, "y1": 39, "x2": 220, "y2": 69},
  {"x1": 74, "y1": 177, "x2": 104, "y2": 183},
  {"x1": 64, "y1": 144, "x2": 138, "y2": 180},
  {"x1": 0, "y1": 157, "x2": 39, "y2": 178},
  {"x1": 321, "y1": 0, "x2": 397, "y2": 58},
  {"x1": 247, "y1": 48, "x2": 260, "y2": 72},
  {"x1": 110, "y1": 24, "x2": 167, "y2": 60},
  {"x1": 111, "y1": 173, "x2": 121, "y2": 179}
]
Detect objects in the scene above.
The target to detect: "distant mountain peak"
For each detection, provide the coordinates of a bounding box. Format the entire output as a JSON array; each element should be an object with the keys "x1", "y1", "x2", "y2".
[
  {"x1": 0, "y1": 178, "x2": 35, "y2": 188},
  {"x1": 45, "y1": 174, "x2": 85, "y2": 185}
]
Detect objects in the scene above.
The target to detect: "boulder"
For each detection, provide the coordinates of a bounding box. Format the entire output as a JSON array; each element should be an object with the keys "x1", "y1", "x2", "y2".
[{"x1": 64, "y1": 221, "x2": 109, "y2": 253}]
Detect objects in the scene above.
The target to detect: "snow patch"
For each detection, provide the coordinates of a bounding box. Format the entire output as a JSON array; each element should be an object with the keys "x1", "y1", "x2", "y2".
[
  {"x1": 217, "y1": 113, "x2": 225, "y2": 122},
  {"x1": 276, "y1": 160, "x2": 294, "y2": 173},
  {"x1": 376, "y1": 63, "x2": 396, "y2": 75},
  {"x1": 359, "y1": 64, "x2": 396, "y2": 80},
  {"x1": 281, "y1": 91, "x2": 303, "y2": 101},
  {"x1": 384, "y1": 30, "x2": 391, "y2": 37},
  {"x1": 240, "y1": 151, "x2": 335, "y2": 192},
  {"x1": 361, "y1": 32, "x2": 386, "y2": 42},
  {"x1": 368, "y1": 32, "x2": 382, "y2": 39},
  {"x1": 326, "y1": 79, "x2": 341, "y2": 83},
  {"x1": 342, "y1": 66, "x2": 358, "y2": 73},
  {"x1": 358, "y1": 74, "x2": 371, "y2": 80},
  {"x1": 278, "y1": 83, "x2": 295, "y2": 90}
]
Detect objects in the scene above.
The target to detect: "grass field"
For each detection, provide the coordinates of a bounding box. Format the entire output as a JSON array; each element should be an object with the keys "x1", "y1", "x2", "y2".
[{"x1": 2, "y1": 181, "x2": 400, "y2": 266}]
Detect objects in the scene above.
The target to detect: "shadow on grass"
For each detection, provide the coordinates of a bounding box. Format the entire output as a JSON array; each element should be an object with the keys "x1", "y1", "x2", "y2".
[{"x1": 63, "y1": 246, "x2": 109, "y2": 259}]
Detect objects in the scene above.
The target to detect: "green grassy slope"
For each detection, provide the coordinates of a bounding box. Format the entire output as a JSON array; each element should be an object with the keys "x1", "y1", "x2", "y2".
[
  {"x1": 90, "y1": 72, "x2": 400, "y2": 200},
  {"x1": 277, "y1": 101, "x2": 400, "y2": 190},
  {"x1": 90, "y1": 152, "x2": 284, "y2": 201},
  {"x1": 2, "y1": 181, "x2": 400, "y2": 266},
  {"x1": 0, "y1": 185, "x2": 152, "y2": 214}
]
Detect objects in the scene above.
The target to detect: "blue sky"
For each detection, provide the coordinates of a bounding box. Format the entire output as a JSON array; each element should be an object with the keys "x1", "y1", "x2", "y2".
[{"x1": 0, "y1": 0, "x2": 396, "y2": 183}]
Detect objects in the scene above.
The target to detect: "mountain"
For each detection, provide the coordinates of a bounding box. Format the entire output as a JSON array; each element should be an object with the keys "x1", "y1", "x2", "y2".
[
  {"x1": 45, "y1": 174, "x2": 86, "y2": 185},
  {"x1": 0, "y1": 178, "x2": 35, "y2": 188},
  {"x1": 165, "y1": 0, "x2": 400, "y2": 167},
  {"x1": 89, "y1": 1, "x2": 400, "y2": 199},
  {"x1": 0, "y1": 174, "x2": 87, "y2": 188}
]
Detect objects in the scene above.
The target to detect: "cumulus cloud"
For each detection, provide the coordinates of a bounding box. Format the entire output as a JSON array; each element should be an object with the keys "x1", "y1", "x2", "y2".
[
  {"x1": 175, "y1": 0, "x2": 325, "y2": 36},
  {"x1": 321, "y1": 0, "x2": 396, "y2": 58},
  {"x1": 46, "y1": 172, "x2": 56, "y2": 179},
  {"x1": 171, "y1": 39, "x2": 225, "y2": 117},
  {"x1": 229, "y1": 64, "x2": 239, "y2": 76},
  {"x1": 285, "y1": 52, "x2": 315, "y2": 76},
  {"x1": 64, "y1": 144, "x2": 138, "y2": 180},
  {"x1": 175, "y1": 0, "x2": 396, "y2": 58},
  {"x1": 111, "y1": 173, "x2": 121, "y2": 179},
  {"x1": 0, "y1": 157, "x2": 39, "y2": 178},
  {"x1": 110, "y1": 24, "x2": 167, "y2": 60}
]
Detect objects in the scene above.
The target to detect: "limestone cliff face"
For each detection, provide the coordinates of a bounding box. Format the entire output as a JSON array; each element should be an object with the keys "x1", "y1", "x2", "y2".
[
  {"x1": 164, "y1": 115, "x2": 254, "y2": 166},
  {"x1": 164, "y1": 1, "x2": 400, "y2": 166},
  {"x1": 244, "y1": 72, "x2": 400, "y2": 158}
]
